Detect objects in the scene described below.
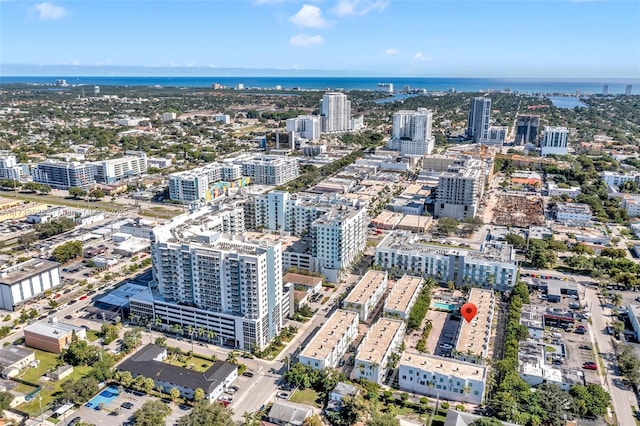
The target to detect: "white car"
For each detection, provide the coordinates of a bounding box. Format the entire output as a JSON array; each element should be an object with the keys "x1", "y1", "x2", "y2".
[{"x1": 440, "y1": 343, "x2": 453, "y2": 349}]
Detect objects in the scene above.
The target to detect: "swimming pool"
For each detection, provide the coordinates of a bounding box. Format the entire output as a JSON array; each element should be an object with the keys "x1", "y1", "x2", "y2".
[
  {"x1": 85, "y1": 386, "x2": 120, "y2": 410},
  {"x1": 433, "y1": 302, "x2": 457, "y2": 311}
]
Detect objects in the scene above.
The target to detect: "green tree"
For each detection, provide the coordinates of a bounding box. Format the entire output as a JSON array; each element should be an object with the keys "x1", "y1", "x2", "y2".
[
  {"x1": 326, "y1": 395, "x2": 367, "y2": 426},
  {"x1": 471, "y1": 418, "x2": 503, "y2": 426},
  {"x1": 435, "y1": 217, "x2": 459, "y2": 236},
  {"x1": 52, "y1": 240, "x2": 83, "y2": 263},
  {"x1": 0, "y1": 391, "x2": 14, "y2": 416},
  {"x1": 62, "y1": 377, "x2": 100, "y2": 404},
  {"x1": 617, "y1": 344, "x2": 640, "y2": 385},
  {"x1": 505, "y1": 233, "x2": 526, "y2": 250},
  {"x1": 89, "y1": 188, "x2": 105, "y2": 200},
  {"x1": 177, "y1": 400, "x2": 235, "y2": 426},
  {"x1": 89, "y1": 355, "x2": 115, "y2": 381},
  {"x1": 61, "y1": 337, "x2": 100, "y2": 366},
  {"x1": 610, "y1": 293, "x2": 623, "y2": 307},
  {"x1": 366, "y1": 413, "x2": 400, "y2": 426},
  {"x1": 121, "y1": 328, "x2": 143, "y2": 353},
  {"x1": 570, "y1": 384, "x2": 611, "y2": 417},
  {"x1": 69, "y1": 187, "x2": 88, "y2": 199},
  {"x1": 194, "y1": 388, "x2": 205, "y2": 402},
  {"x1": 133, "y1": 400, "x2": 172, "y2": 426},
  {"x1": 170, "y1": 387, "x2": 181, "y2": 403}
]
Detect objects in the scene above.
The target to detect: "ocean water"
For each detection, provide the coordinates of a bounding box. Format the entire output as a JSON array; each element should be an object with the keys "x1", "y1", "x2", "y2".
[
  {"x1": 0, "y1": 76, "x2": 637, "y2": 95},
  {"x1": 549, "y1": 96, "x2": 588, "y2": 108}
]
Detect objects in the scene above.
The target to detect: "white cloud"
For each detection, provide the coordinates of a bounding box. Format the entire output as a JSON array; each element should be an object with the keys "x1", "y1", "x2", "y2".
[
  {"x1": 290, "y1": 4, "x2": 327, "y2": 28},
  {"x1": 290, "y1": 33, "x2": 324, "y2": 47},
  {"x1": 34, "y1": 2, "x2": 66, "y2": 20},
  {"x1": 332, "y1": 0, "x2": 388, "y2": 17},
  {"x1": 413, "y1": 52, "x2": 432, "y2": 62},
  {"x1": 385, "y1": 48, "x2": 399, "y2": 55}
]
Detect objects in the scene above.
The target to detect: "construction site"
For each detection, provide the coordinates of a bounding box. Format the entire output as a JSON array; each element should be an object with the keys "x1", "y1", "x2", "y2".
[{"x1": 492, "y1": 194, "x2": 545, "y2": 227}]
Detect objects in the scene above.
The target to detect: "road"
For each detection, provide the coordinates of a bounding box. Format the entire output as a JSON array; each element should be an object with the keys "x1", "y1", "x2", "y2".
[{"x1": 584, "y1": 284, "x2": 637, "y2": 426}]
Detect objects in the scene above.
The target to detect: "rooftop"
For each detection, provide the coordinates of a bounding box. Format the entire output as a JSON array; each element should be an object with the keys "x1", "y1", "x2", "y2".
[
  {"x1": 118, "y1": 344, "x2": 237, "y2": 394},
  {"x1": 455, "y1": 288, "x2": 494, "y2": 357},
  {"x1": 384, "y1": 275, "x2": 424, "y2": 314},
  {"x1": 344, "y1": 270, "x2": 387, "y2": 306},
  {"x1": 356, "y1": 318, "x2": 404, "y2": 365},
  {"x1": 24, "y1": 320, "x2": 84, "y2": 339},
  {"x1": 299, "y1": 310, "x2": 359, "y2": 361},
  {"x1": 268, "y1": 400, "x2": 313, "y2": 425},
  {"x1": 520, "y1": 304, "x2": 544, "y2": 330},
  {"x1": 400, "y1": 351, "x2": 486, "y2": 379},
  {"x1": 0, "y1": 259, "x2": 59, "y2": 286},
  {"x1": 282, "y1": 273, "x2": 323, "y2": 287},
  {"x1": 0, "y1": 345, "x2": 34, "y2": 368}
]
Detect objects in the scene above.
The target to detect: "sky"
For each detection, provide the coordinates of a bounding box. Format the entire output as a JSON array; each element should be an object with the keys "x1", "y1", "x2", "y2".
[{"x1": 1, "y1": 0, "x2": 639, "y2": 78}]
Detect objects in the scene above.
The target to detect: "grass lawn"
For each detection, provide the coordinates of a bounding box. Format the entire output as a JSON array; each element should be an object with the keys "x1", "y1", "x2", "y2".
[
  {"x1": 289, "y1": 389, "x2": 321, "y2": 408},
  {"x1": 85, "y1": 330, "x2": 100, "y2": 342},
  {"x1": 165, "y1": 356, "x2": 213, "y2": 372},
  {"x1": 13, "y1": 383, "x2": 37, "y2": 394}
]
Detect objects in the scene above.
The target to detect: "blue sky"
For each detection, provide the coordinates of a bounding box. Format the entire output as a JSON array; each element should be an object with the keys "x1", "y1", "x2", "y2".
[{"x1": 1, "y1": 0, "x2": 639, "y2": 77}]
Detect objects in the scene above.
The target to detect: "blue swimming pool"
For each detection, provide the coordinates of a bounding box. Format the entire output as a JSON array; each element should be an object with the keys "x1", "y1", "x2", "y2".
[
  {"x1": 433, "y1": 302, "x2": 457, "y2": 311},
  {"x1": 85, "y1": 386, "x2": 120, "y2": 410}
]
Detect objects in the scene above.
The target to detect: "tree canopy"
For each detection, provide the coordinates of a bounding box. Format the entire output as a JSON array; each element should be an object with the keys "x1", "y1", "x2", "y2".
[
  {"x1": 133, "y1": 400, "x2": 172, "y2": 426},
  {"x1": 177, "y1": 401, "x2": 234, "y2": 426}
]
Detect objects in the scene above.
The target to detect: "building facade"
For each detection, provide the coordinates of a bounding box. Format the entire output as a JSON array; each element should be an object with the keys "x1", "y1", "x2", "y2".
[
  {"x1": 320, "y1": 92, "x2": 352, "y2": 133},
  {"x1": 92, "y1": 155, "x2": 148, "y2": 184},
  {"x1": 398, "y1": 351, "x2": 486, "y2": 404},
  {"x1": 540, "y1": 126, "x2": 569, "y2": 156},
  {"x1": 434, "y1": 158, "x2": 485, "y2": 220},
  {"x1": 375, "y1": 232, "x2": 517, "y2": 291},
  {"x1": 24, "y1": 320, "x2": 87, "y2": 354},
  {"x1": 388, "y1": 108, "x2": 435, "y2": 156},
  {"x1": 32, "y1": 160, "x2": 95, "y2": 189},
  {"x1": 354, "y1": 318, "x2": 405, "y2": 384},
  {"x1": 515, "y1": 115, "x2": 540, "y2": 145},
  {"x1": 0, "y1": 259, "x2": 61, "y2": 311},
  {"x1": 342, "y1": 270, "x2": 388, "y2": 322},
  {"x1": 0, "y1": 152, "x2": 25, "y2": 181},
  {"x1": 467, "y1": 97, "x2": 491, "y2": 143},
  {"x1": 383, "y1": 275, "x2": 424, "y2": 320},
  {"x1": 286, "y1": 115, "x2": 321, "y2": 141},
  {"x1": 241, "y1": 156, "x2": 299, "y2": 185},
  {"x1": 298, "y1": 310, "x2": 359, "y2": 370}
]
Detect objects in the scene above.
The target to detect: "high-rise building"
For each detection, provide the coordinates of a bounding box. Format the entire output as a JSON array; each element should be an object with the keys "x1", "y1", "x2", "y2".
[
  {"x1": 377, "y1": 83, "x2": 393, "y2": 93},
  {"x1": 319, "y1": 92, "x2": 352, "y2": 133},
  {"x1": 515, "y1": 115, "x2": 540, "y2": 145},
  {"x1": 485, "y1": 126, "x2": 507, "y2": 145},
  {"x1": 467, "y1": 97, "x2": 491, "y2": 142},
  {"x1": 240, "y1": 156, "x2": 299, "y2": 185},
  {"x1": 540, "y1": 126, "x2": 569, "y2": 156},
  {"x1": 32, "y1": 160, "x2": 95, "y2": 189},
  {"x1": 0, "y1": 152, "x2": 26, "y2": 181},
  {"x1": 388, "y1": 108, "x2": 435, "y2": 156},
  {"x1": 91, "y1": 155, "x2": 148, "y2": 184},
  {"x1": 602, "y1": 85, "x2": 609, "y2": 96},
  {"x1": 286, "y1": 115, "x2": 321, "y2": 141},
  {"x1": 129, "y1": 208, "x2": 284, "y2": 351},
  {"x1": 434, "y1": 158, "x2": 485, "y2": 220},
  {"x1": 626, "y1": 85, "x2": 633, "y2": 96}
]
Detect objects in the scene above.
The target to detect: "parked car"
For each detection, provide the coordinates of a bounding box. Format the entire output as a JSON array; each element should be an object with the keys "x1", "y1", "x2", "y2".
[
  {"x1": 579, "y1": 345, "x2": 592, "y2": 350},
  {"x1": 225, "y1": 388, "x2": 236, "y2": 395},
  {"x1": 242, "y1": 371, "x2": 254, "y2": 378},
  {"x1": 440, "y1": 343, "x2": 453, "y2": 349},
  {"x1": 121, "y1": 402, "x2": 134, "y2": 409},
  {"x1": 68, "y1": 417, "x2": 81, "y2": 426},
  {"x1": 583, "y1": 362, "x2": 597, "y2": 370},
  {"x1": 277, "y1": 392, "x2": 290, "y2": 399}
]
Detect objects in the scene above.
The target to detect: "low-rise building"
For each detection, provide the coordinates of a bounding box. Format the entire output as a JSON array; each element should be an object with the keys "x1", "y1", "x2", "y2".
[
  {"x1": 354, "y1": 318, "x2": 405, "y2": 384},
  {"x1": 383, "y1": 275, "x2": 424, "y2": 320},
  {"x1": 298, "y1": 310, "x2": 359, "y2": 370},
  {"x1": 622, "y1": 194, "x2": 640, "y2": 218},
  {"x1": 342, "y1": 270, "x2": 388, "y2": 322},
  {"x1": 117, "y1": 344, "x2": 237, "y2": 403},
  {"x1": 454, "y1": 289, "x2": 494, "y2": 364},
  {"x1": 0, "y1": 346, "x2": 35, "y2": 378},
  {"x1": 268, "y1": 401, "x2": 314, "y2": 426},
  {"x1": 554, "y1": 202, "x2": 592, "y2": 225},
  {"x1": 329, "y1": 382, "x2": 358, "y2": 402},
  {"x1": 520, "y1": 304, "x2": 544, "y2": 340},
  {"x1": 547, "y1": 182, "x2": 581, "y2": 198},
  {"x1": 24, "y1": 319, "x2": 87, "y2": 354},
  {"x1": 398, "y1": 351, "x2": 486, "y2": 405},
  {"x1": 0, "y1": 259, "x2": 61, "y2": 311}
]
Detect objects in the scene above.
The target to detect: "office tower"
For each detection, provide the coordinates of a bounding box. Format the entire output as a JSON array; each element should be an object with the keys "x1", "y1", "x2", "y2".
[
  {"x1": 467, "y1": 97, "x2": 491, "y2": 142},
  {"x1": 602, "y1": 85, "x2": 608, "y2": 96},
  {"x1": 515, "y1": 115, "x2": 540, "y2": 145},
  {"x1": 129, "y1": 212, "x2": 284, "y2": 351},
  {"x1": 389, "y1": 108, "x2": 435, "y2": 155},
  {"x1": 32, "y1": 160, "x2": 95, "y2": 189},
  {"x1": 319, "y1": 92, "x2": 352, "y2": 133},
  {"x1": 626, "y1": 85, "x2": 633, "y2": 96},
  {"x1": 434, "y1": 158, "x2": 485, "y2": 220},
  {"x1": 540, "y1": 126, "x2": 569, "y2": 156},
  {"x1": 286, "y1": 115, "x2": 321, "y2": 141}
]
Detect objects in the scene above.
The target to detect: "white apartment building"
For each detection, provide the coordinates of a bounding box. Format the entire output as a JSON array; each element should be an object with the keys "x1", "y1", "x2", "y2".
[
  {"x1": 129, "y1": 209, "x2": 283, "y2": 351},
  {"x1": 320, "y1": 92, "x2": 352, "y2": 133},
  {"x1": 375, "y1": 232, "x2": 517, "y2": 291},
  {"x1": 214, "y1": 114, "x2": 231, "y2": 125},
  {"x1": 547, "y1": 182, "x2": 581, "y2": 198},
  {"x1": 241, "y1": 156, "x2": 299, "y2": 186},
  {"x1": 602, "y1": 171, "x2": 640, "y2": 187},
  {"x1": 540, "y1": 126, "x2": 569, "y2": 156},
  {"x1": 555, "y1": 202, "x2": 592, "y2": 225},
  {"x1": 298, "y1": 310, "x2": 359, "y2": 370},
  {"x1": 0, "y1": 152, "x2": 26, "y2": 181},
  {"x1": 434, "y1": 158, "x2": 485, "y2": 220},
  {"x1": 454, "y1": 288, "x2": 494, "y2": 364},
  {"x1": 343, "y1": 270, "x2": 388, "y2": 322},
  {"x1": 32, "y1": 160, "x2": 95, "y2": 190},
  {"x1": 485, "y1": 126, "x2": 507, "y2": 145},
  {"x1": 622, "y1": 195, "x2": 640, "y2": 218},
  {"x1": 162, "y1": 112, "x2": 177, "y2": 122},
  {"x1": 383, "y1": 275, "x2": 424, "y2": 320},
  {"x1": 388, "y1": 108, "x2": 435, "y2": 156},
  {"x1": 354, "y1": 318, "x2": 405, "y2": 384},
  {"x1": 286, "y1": 115, "x2": 321, "y2": 141},
  {"x1": 0, "y1": 259, "x2": 61, "y2": 311},
  {"x1": 251, "y1": 192, "x2": 368, "y2": 282},
  {"x1": 92, "y1": 155, "x2": 148, "y2": 184},
  {"x1": 398, "y1": 351, "x2": 487, "y2": 405}
]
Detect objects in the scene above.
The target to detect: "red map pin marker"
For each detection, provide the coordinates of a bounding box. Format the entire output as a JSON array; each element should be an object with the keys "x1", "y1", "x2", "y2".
[{"x1": 460, "y1": 303, "x2": 478, "y2": 323}]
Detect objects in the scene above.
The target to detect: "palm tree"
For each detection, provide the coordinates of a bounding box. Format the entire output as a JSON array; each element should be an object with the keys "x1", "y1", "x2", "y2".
[
  {"x1": 186, "y1": 325, "x2": 195, "y2": 353},
  {"x1": 611, "y1": 293, "x2": 623, "y2": 307},
  {"x1": 206, "y1": 329, "x2": 216, "y2": 343},
  {"x1": 153, "y1": 316, "x2": 162, "y2": 331},
  {"x1": 197, "y1": 327, "x2": 205, "y2": 341}
]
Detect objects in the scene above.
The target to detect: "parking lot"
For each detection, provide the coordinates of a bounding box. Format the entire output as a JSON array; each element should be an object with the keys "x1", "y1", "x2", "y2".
[{"x1": 69, "y1": 388, "x2": 191, "y2": 426}]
